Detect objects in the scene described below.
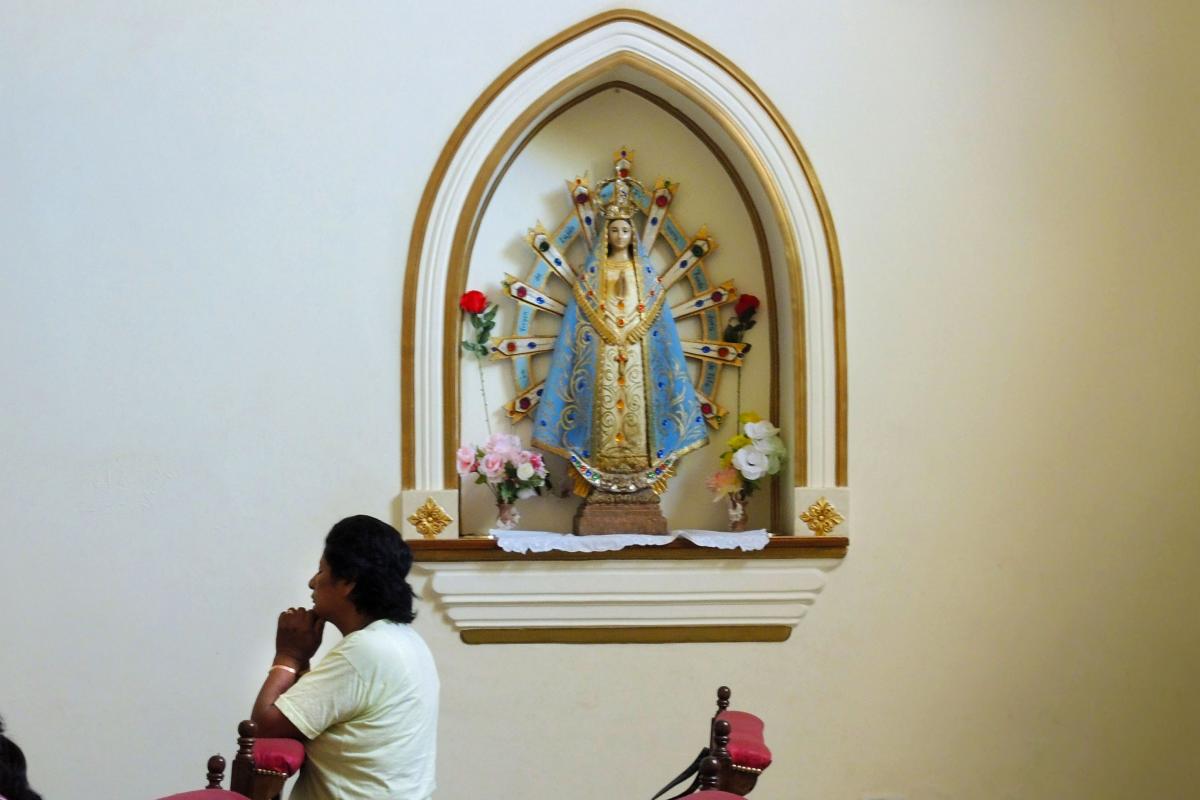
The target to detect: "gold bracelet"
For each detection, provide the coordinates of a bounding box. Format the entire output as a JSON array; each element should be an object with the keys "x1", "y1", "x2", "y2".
[{"x1": 269, "y1": 664, "x2": 298, "y2": 675}]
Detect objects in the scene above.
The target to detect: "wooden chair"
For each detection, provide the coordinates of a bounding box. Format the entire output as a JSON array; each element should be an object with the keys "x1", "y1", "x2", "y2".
[
  {"x1": 652, "y1": 687, "x2": 772, "y2": 800},
  {"x1": 709, "y1": 686, "x2": 772, "y2": 796},
  {"x1": 227, "y1": 720, "x2": 304, "y2": 800},
  {"x1": 161, "y1": 720, "x2": 304, "y2": 800}
]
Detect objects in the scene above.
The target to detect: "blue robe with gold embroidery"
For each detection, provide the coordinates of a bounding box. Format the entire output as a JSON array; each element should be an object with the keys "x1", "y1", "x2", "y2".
[{"x1": 532, "y1": 235, "x2": 707, "y2": 492}]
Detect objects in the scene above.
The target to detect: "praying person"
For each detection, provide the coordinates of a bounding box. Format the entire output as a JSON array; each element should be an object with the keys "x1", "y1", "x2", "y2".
[{"x1": 250, "y1": 515, "x2": 438, "y2": 800}]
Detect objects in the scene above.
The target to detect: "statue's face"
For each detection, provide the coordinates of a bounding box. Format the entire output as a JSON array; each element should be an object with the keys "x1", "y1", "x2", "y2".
[{"x1": 607, "y1": 219, "x2": 633, "y2": 252}]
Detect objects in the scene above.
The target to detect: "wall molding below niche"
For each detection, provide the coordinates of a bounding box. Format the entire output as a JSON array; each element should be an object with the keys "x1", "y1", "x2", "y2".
[{"x1": 410, "y1": 538, "x2": 846, "y2": 644}]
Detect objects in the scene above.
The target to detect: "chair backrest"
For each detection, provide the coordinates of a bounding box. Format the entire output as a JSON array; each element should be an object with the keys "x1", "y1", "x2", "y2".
[
  {"x1": 707, "y1": 687, "x2": 771, "y2": 797},
  {"x1": 163, "y1": 720, "x2": 305, "y2": 800},
  {"x1": 648, "y1": 686, "x2": 768, "y2": 800},
  {"x1": 228, "y1": 720, "x2": 303, "y2": 800}
]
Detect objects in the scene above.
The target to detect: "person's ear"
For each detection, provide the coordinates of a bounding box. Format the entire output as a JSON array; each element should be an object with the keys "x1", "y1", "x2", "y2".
[{"x1": 337, "y1": 579, "x2": 356, "y2": 599}]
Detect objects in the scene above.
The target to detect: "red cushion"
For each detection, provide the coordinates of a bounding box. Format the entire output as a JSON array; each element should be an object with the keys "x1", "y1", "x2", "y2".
[
  {"x1": 690, "y1": 792, "x2": 745, "y2": 800},
  {"x1": 157, "y1": 791, "x2": 245, "y2": 800},
  {"x1": 717, "y1": 710, "x2": 772, "y2": 770},
  {"x1": 253, "y1": 738, "x2": 306, "y2": 775}
]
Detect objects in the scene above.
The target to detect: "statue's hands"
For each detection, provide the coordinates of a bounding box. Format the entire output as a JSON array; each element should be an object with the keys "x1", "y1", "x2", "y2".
[{"x1": 275, "y1": 607, "x2": 324, "y2": 668}]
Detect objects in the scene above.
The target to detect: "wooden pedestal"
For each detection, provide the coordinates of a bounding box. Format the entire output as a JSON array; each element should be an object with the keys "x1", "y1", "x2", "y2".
[{"x1": 573, "y1": 488, "x2": 669, "y2": 535}]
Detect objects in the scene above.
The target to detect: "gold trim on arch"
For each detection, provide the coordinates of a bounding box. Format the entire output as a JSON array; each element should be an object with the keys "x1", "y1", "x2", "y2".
[{"x1": 401, "y1": 9, "x2": 847, "y2": 491}]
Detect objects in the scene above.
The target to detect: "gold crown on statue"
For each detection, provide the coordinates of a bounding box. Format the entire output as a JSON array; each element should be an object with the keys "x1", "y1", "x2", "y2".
[{"x1": 596, "y1": 177, "x2": 640, "y2": 221}]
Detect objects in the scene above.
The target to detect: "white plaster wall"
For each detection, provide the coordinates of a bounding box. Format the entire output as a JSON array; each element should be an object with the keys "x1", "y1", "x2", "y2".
[
  {"x1": 1, "y1": 2, "x2": 1197, "y2": 800},
  {"x1": 462, "y1": 87, "x2": 772, "y2": 535}
]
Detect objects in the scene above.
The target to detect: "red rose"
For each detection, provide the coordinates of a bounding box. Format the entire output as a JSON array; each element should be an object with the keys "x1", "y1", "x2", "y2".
[
  {"x1": 459, "y1": 290, "x2": 488, "y2": 315},
  {"x1": 734, "y1": 294, "x2": 760, "y2": 316}
]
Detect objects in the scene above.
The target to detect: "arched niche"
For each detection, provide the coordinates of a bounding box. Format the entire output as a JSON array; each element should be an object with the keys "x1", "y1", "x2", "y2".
[
  {"x1": 400, "y1": 10, "x2": 847, "y2": 540},
  {"x1": 460, "y1": 83, "x2": 778, "y2": 534}
]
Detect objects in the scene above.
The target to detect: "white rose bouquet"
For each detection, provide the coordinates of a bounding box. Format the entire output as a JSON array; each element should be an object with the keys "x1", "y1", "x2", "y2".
[{"x1": 706, "y1": 412, "x2": 786, "y2": 501}]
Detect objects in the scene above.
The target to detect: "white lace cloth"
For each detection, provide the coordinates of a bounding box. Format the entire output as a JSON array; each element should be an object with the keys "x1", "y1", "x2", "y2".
[
  {"x1": 673, "y1": 529, "x2": 771, "y2": 551},
  {"x1": 491, "y1": 529, "x2": 770, "y2": 553}
]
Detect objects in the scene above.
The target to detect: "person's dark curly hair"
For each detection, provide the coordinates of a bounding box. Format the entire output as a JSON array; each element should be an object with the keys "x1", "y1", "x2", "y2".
[
  {"x1": 323, "y1": 515, "x2": 416, "y2": 624},
  {"x1": 0, "y1": 715, "x2": 44, "y2": 800}
]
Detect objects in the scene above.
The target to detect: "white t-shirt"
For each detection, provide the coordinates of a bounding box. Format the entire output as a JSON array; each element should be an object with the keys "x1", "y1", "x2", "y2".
[{"x1": 275, "y1": 620, "x2": 439, "y2": 800}]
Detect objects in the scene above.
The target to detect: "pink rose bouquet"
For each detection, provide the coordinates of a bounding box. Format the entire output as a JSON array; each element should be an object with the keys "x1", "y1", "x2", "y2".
[{"x1": 457, "y1": 432, "x2": 552, "y2": 504}]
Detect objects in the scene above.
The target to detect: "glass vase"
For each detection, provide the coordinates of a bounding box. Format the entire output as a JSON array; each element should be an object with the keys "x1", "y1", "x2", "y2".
[
  {"x1": 496, "y1": 502, "x2": 520, "y2": 530},
  {"x1": 727, "y1": 493, "x2": 749, "y2": 532}
]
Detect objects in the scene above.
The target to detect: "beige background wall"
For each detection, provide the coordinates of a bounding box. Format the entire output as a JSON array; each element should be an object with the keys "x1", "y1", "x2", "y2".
[{"x1": 2, "y1": 2, "x2": 1197, "y2": 799}]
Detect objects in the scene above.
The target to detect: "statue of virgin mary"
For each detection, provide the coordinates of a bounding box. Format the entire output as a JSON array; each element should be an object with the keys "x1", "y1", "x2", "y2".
[{"x1": 532, "y1": 178, "x2": 709, "y2": 499}]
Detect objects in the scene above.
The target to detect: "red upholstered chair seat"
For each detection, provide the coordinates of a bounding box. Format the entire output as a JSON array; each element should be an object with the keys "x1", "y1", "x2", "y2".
[
  {"x1": 717, "y1": 710, "x2": 772, "y2": 771},
  {"x1": 157, "y1": 791, "x2": 245, "y2": 800},
  {"x1": 253, "y1": 737, "x2": 306, "y2": 776}
]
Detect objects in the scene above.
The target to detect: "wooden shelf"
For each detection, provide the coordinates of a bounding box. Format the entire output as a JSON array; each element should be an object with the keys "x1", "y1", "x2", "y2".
[{"x1": 408, "y1": 535, "x2": 848, "y2": 562}]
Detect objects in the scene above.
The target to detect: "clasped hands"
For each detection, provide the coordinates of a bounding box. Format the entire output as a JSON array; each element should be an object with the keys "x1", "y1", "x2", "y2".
[{"x1": 274, "y1": 607, "x2": 325, "y2": 671}]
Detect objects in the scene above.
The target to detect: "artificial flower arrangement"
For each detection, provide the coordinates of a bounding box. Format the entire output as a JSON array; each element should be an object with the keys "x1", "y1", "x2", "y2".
[
  {"x1": 706, "y1": 411, "x2": 786, "y2": 530},
  {"x1": 457, "y1": 432, "x2": 552, "y2": 529}
]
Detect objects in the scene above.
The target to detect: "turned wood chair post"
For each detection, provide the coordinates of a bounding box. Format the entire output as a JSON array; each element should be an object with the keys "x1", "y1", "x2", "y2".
[
  {"x1": 698, "y1": 755, "x2": 724, "y2": 791},
  {"x1": 205, "y1": 754, "x2": 227, "y2": 789},
  {"x1": 229, "y1": 719, "x2": 257, "y2": 795},
  {"x1": 715, "y1": 685, "x2": 731, "y2": 717},
  {"x1": 710, "y1": 717, "x2": 733, "y2": 791},
  {"x1": 711, "y1": 718, "x2": 731, "y2": 764}
]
